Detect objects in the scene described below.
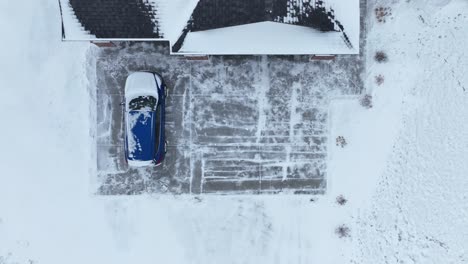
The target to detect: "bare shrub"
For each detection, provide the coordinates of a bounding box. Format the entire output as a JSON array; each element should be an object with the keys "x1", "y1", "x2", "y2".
[
  {"x1": 375, "y1": 6, "x2": 392, "y2": 23},
  {"x1": 335, "y1": 225, "x2": 351, "y2": 238},
  {"x1": 375, "y1": 51, "x2": 388, "y2": 63},
  {"x1": 336, "y1": 136, "x2": 347, "y2": 148},
  {"x1": 375, "y1": 74, "x2": 384, "y2": 85},
  {"x1": 360, "y1": 94, "x2": 373, "y2": 109},
  {"x1": 336, "y1": 195, "x2": 348, "y2": 205}
]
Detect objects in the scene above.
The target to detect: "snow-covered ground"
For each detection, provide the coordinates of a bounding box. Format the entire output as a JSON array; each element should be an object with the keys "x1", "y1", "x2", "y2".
[
  {"x1": 328, "y1": 0, "x2": 468, "y2": 262},
  {"x1": 1, "y1": 0, "x2": 467, "y2": 264},
  {"x1": 95, "y1": 45, "x2": 361, "y2": 195}
]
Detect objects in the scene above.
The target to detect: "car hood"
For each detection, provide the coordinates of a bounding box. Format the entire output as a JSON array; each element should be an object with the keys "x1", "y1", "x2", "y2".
[
  {"x1": 125, "y1": 72, "x2": 159, "y2": 100},
  {"x1": 127, "y1": 111, "x2": 156, "y2": 162}
]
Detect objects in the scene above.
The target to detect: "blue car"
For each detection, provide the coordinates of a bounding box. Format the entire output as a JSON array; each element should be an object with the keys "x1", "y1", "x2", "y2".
[{"x1": 124, "y1": 72, "x2": 166, "y2": 167}]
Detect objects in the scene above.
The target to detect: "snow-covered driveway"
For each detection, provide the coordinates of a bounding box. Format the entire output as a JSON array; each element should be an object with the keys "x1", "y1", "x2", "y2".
[{"x1": 95, "y1": 43, "x2": 363, "y2": 194}]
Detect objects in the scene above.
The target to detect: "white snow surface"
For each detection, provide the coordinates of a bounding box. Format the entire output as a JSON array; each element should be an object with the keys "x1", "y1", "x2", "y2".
[
  {"x1": 1, "y1": 0, "x2": 468, "y2": 264},
  {"x1": 328, "y1": 0, "x2": 468, "y2": 262},
  {"x1": 149, "y1": 0, "x2": 200, "y2": 44},
  {"x1": 58, "y1": 0, "x2": 95, "y2": 39},
  {"x1": 179, "y1": 21, "x2": 355, "y2": 55},
  {"x1": 125, "y1": 72, "x2": 159, "y2": 103},
  {"x1": 326, "y1": 0, "x2": 360, "y2": 49}
]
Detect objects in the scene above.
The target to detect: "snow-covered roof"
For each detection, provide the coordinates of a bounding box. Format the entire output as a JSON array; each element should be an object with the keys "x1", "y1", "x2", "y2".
[
  {"x1": 179, "y1": 22, "x2": 351, "y2": 55},
  {"x1": 59, "y1": 0, "x2": 360, "y2": 55}
]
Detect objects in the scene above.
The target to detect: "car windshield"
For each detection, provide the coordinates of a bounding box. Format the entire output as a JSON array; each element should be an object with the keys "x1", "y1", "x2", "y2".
[{"x1": 129, "y1": 96, "x2": 157, "y2": 111}]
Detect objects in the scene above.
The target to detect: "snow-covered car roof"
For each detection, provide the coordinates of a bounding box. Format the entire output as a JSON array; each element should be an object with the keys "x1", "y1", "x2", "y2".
[
  {"x1": 59, "y1": 0, "x2": 359, "y2": 55},
  {"x1": 126, "y1": 110, "x2": 157, "y2": 167}
]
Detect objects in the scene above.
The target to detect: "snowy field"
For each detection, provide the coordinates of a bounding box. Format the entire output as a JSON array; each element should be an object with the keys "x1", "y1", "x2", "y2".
[
  {"x1": 95, "y1": 43, "x2": 362, "y2": 195},
  {"x1": 1, "y1": 0, "x2": 468, "y2": 263}
]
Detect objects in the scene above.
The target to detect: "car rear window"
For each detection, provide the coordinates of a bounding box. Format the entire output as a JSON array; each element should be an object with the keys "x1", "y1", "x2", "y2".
[{"x1": 129, "y1": 96, "x2": 157, "y2": 111}]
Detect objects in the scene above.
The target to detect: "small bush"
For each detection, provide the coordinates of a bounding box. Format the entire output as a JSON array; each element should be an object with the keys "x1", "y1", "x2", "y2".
[
  {"x1": 375, "y1": 7, "x2": 392, "y2": 23},
  {"x1": 335, "y1": 225, "x2": 351, "y2": 238},
  {"x1": 375, "y1": 74, "x2": 384, "y2": 85},
  {"x1": 336, "y1": 136, "x2": 347, "y2": 148},
  {"x1": 375, "y1": 51, "x2": 388, "y2": 63},
  {"x1": 336, "y1": 195, "x2": 348, "y2": 205},
  {"x1": 360, "y1": 94, "x2": 373, "y2": 109}
]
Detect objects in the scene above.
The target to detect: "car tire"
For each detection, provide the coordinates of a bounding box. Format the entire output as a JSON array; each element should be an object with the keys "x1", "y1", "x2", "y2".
[{"x1": 164, "y1": 141, "x2": 168, "y2": 154}]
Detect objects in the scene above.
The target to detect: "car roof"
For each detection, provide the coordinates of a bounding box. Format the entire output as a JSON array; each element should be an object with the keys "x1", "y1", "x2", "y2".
[{"x1": 126, "y1": 111, "x2": 156, "y2": 162}]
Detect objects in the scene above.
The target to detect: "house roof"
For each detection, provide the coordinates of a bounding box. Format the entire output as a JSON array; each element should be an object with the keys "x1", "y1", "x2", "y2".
[{"x1": 59, "y1": 0, "x2": 359, "y2": 55}]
